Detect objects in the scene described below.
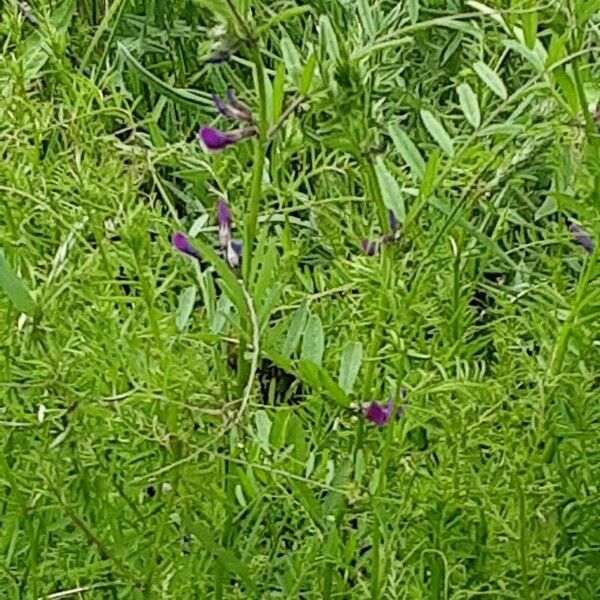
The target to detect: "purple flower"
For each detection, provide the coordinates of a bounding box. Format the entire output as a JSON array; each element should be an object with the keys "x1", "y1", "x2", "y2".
[
  {"x1": 198, "y1": 126, "x2": 256, "y2": 152},
  {"x1": 360, "y1": 239, "x2": 379, "y2": 256},
  {"x1": 198, "y1": 127, "x2": 239, "y2": 151},
  {"x1": 216, "y1": 199, "x2": 242, "y2": 269},
  {"x1": 568, "y1": 222, "x2": 595, "y2": 254},
  {"x1": 171, "y1": 232, "x2": 200, "y2": 259},
  {"x1": 364, "y1": 399, "x2": 394, "y2": 426},
  {"x1": 388, "y1": 209, "x2": 398, "y2": 231}
]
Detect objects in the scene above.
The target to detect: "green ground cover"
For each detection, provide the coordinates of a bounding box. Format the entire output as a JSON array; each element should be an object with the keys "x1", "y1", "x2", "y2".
[{"x1": 1, "y1": 0, "x2": 599, "y2": 597}]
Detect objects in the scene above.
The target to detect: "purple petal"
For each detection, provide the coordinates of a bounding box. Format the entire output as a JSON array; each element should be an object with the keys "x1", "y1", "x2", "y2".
[
  {"x1": 171, "y1": 232, "x2": 200, "y2": 259},
  {"x1": 213, "y1": 95, "x2": 231, "y2": 118},
  {"x1": 217, "y1": 199, "x2": 232, "y2": 228},
  {"x1": 364, "y1": 399, "x2": 393, "y2": 426},
  {"x1": 360, "y1": 239, "x2": 378, "y2": 256},
  {"x1": 231, "y1": 239, "x2": 242, "y2": 258},
  {"x1": 198, "y1": 126, "x2": 237, "y2": 151},
  {"x1": 226, "y1": 88, "x2": 237, "y2": 106},
  {"x1": 569, "y1": 222, "x2": 595, "y2": 254},
  {"x1": 388, "y1": 209, "x2": 398, "y2": 231},
  {"x1": 205, "y1": 49, "x2": 231, "y2": 64}
]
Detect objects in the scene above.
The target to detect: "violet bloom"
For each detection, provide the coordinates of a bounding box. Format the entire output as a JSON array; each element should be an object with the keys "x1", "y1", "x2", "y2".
[
  {"x1": 198, "y1": 126, "x2": 256, "y2": 152},
  {"x1": 568, "y1": 222, "x2": 595, "y2": 254},
  {"x1": 364, "y1": 399, "x2": 394, "y2": 426},
  {"x1": 171, "y1": 232, "x2": 200, "y2": 259}
]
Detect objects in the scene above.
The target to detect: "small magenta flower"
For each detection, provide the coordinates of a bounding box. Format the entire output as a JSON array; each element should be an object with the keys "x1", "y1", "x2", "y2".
[
  {"x1": 198, "y1": 126, "x2": 256, "y2": 152},
  {"x1": 364, "y1": 399, "x2": 394, "y2": 426},
  {"x1": 568, "y1": 222, "x2": 595, "y2": 254},
  {"x1": 171, "y1": 232, "x2": 200, "y2": 259}
]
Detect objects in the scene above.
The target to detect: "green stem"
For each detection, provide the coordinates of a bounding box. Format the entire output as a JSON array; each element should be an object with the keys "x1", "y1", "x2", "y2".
[{"x1": 243, "y1": 48, "x2": 268, "y2": 283}]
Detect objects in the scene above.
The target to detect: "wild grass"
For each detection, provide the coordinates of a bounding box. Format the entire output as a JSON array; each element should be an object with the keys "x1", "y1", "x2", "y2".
[{"x1": 1, "y1": 0, "x2": 599, "y2": 598}]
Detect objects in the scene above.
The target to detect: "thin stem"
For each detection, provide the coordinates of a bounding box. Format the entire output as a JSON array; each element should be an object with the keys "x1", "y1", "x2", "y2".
[
  {"x1": 243, "y1": 48, "x2": 268, "y2": 283},
  {"x1": 267, "y1": 95, "x2": 303, "y2": 139},
  {"x1": 223, "y1": 0, "x2": 255, "y2": 43}
]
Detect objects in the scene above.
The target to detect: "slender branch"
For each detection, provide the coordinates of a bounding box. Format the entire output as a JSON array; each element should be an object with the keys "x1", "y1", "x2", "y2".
[
  {"x1": 267, "y1": 95, "x2": 304, "y2": 139},
  {"x1": 223, "y1": 0, "x2": 255, "y2": 43}
]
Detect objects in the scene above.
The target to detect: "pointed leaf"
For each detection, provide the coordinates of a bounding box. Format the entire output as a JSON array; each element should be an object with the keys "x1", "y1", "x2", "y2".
[
  {"x1": 301, "y1": 314, "x2": 324, "y2": 366},
  {"x1": 407, "y1": 0, "x2": 419, "y2": 23},
  {"x1": 457, "y1": 82, "x2": 481, "y2": 128},
  {"x1": 0, "y1": 253, "x2": 36, "y2": 315},
  {"x1": 420, "y1": 109, "x2": 455, "y2": 157},
  {"x1": 388, "y1": 124, "x2": 425, "y2": 179},
  {"x1": 338, "y1": 342, "x2": 363, "y2": 395},
  {"x1": 175, "y1": 286, "x2": 196, "y2": 331},
  {"x1": 374, "y1": 157, "x2": 406, "y2": 222},
  {"x1": 282, "y1": 301, "x2": 309, "y2": 358},
  {"x1": 473, "y1": 61, "x2": 507, "y2": 100}
]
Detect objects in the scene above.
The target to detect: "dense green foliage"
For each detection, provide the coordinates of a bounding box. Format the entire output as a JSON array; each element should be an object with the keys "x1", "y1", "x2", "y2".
[{"x1": 1, "y1": 0, "x2": 599, "y2": 597}]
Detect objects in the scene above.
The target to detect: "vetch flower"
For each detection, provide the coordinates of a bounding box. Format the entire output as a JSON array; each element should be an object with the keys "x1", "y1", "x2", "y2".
[
  {"x1": 360, "y1": 209, "x2": 402, "y2": 256},
  {"x1": 171, "y1": 232, "x2": 200, "y2": 259},
  {"x1": 198, "y1": 126, "x2": 256, "y2": 152},
  {"x1": 216, "y1": 199, "x2": 242, "y2": 269},
  {"x1": 213, "y1": 90, "x2": 253, "y2": 123},
  {"x1": 568, "y1": 222, "x2": 595, "y2": 254},
  {"x1": 217, "y1": 198, "x2": 232, "y2": 248},
  {"x1": 363, "y1": 398, "x2": 394, "y2": 426}
]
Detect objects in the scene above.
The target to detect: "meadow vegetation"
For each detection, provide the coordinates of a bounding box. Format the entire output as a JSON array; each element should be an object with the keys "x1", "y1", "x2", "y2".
[{"x1": 1, "y1": 0, "x2": 599, "y2": 597}]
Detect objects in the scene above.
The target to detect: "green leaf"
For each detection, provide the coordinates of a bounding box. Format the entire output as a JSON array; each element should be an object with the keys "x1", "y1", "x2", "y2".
[
  {"x1": 319, "y1": 15, "x2": 340, "y2": 60},
  {"x1": 118, "y1": 43, "x2": 212, "y2": 108},
  {"x1": 420, "y1": 109, "x2": 454, "y2": 157},
  {"x1": 522, "y1": 5, "x2": 537, "y2": 50},
  {"x1": 0, "y1": 253, "x2": 36, "y2": 315},
  {"x1": 374, "y1": 157, "x2": 406, "y2": 222},
  {"x1": 185, "y1": 237, "x2": 249, "y2": 323},
  {"x1": 338, "y1": 342, "x2": 363, "y2": 395},
  {"x1": 175, "y1": 286, "x2": 196, "y2": 331},
  {"x1": 257, "y1": 5, "x2": 314, "y2": 35},
  {"x1": 473, "y1": 61, "x2": 507, "y2": 100},
  {"x1": 457, "y1": 82, "x2": 481, "y2": 128},
  {"x1": 298, "y1": 360, "x2": 349, "y2": 407},
  {"x1": 388, "y1": 124, "x2": 425, "y2": 180},
  {"x1": 254, "y1": 410, "x2": 272, "y2": 454},
  {"x1": 407, "y1": 0, "x2": 419, "y2": 23},
  {"x1": 553, "y1": 68, "x2": 578, "y2": 115},
  {"x1": 186, "y1": 523, "x2": 259, "y2": 594},
  {"x1": 301, "y1": 314, "x2": 324, "y2": 366},
  {"x1": 280, "y1": 35, "x2": 302, "y2": 83},
  {"x1": 300, "y1": 49, "x2": 318, "y2": 95},
  {"x1": 272, "y1": 62, "x2": 285, "y2": 123},
  {"x1": 282, "y1": 301, "x2": 309, "y2": 358},
  {"x1": 420, "y1": 150, "x2": 440, "y2": 198},
  {"x1": 534, "y1": 196, "x2": 558, "y2": 221}
]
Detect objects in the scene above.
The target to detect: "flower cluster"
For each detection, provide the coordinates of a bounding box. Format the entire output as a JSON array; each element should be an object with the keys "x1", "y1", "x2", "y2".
[
  {"x1": 171, "y1": 199, "x2": 241, "y2": 269},
  {"x1": 198, "y1": 90, "x2": 257, "y2": 152},
  {"x1": 175, "y1": 85, "x2": 409, "y2": 429}
]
